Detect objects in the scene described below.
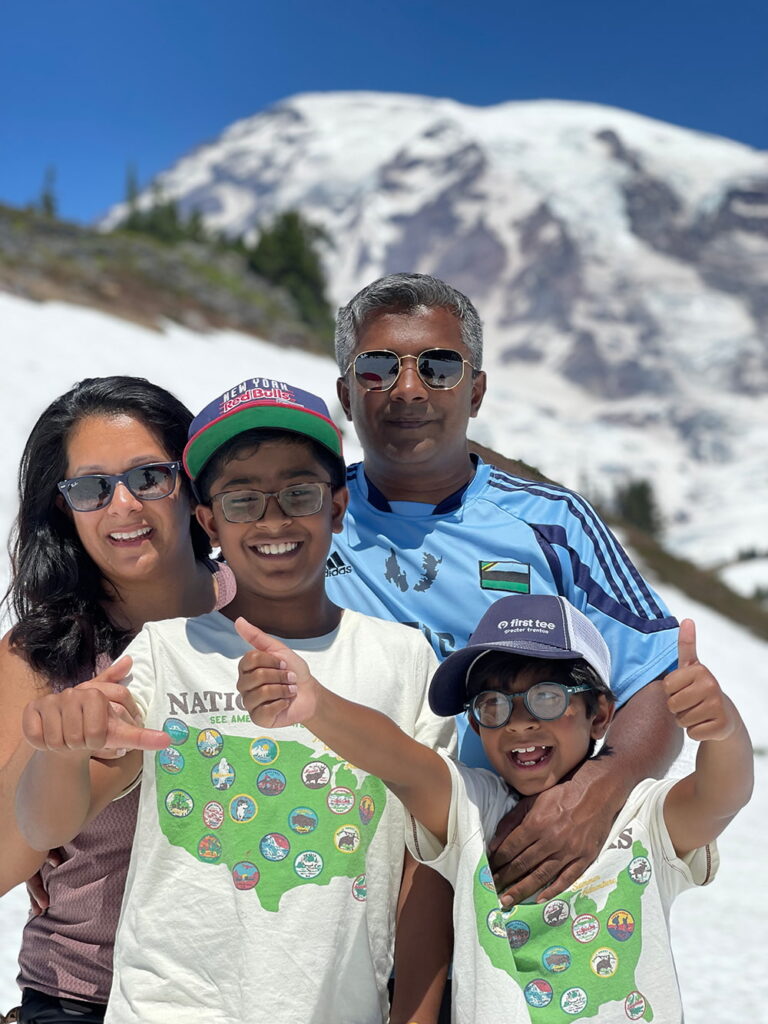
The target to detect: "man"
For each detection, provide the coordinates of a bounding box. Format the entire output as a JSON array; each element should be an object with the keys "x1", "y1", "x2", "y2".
[{"x1": 326, "y1": 271, "x2": 682, "y2": 903}]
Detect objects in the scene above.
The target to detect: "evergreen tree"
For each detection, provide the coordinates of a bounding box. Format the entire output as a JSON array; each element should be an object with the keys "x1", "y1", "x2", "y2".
[
  {"x1": 39, "y1": 165, "x2": 57, "y2": 219},
  {"x1": 124, "y1": 163, "x2": 140, "y2": 213},
  {"x1": 247, "y1": 211, "x2": 333, "y2": 335},
  {"x1": 116, "y1": 173, "x2": 209, "y2": 246},
  {"x1": 186, "y1": 208, "x2": 206, "y2": 243},
  {"x1": 145, "y1": 182, "x2": 183, "y2": 243},
  {"x1": 614, "y1": 478, "x2": 662, "y2": 536}
]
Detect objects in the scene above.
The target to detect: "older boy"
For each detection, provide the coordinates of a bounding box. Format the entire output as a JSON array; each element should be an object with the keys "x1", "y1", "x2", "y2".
[
  {"x1": 16, "y1": 378, "x2": 453, "y2": 1024},
  {"x1": 238, "y1": 593, "x2": 752, "y2": 1023}
]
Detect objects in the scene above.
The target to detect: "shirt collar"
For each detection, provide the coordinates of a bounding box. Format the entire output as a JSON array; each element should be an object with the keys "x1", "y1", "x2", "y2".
[{"x1": 363, "y1": 454, "x2": 480, "y2": 515}]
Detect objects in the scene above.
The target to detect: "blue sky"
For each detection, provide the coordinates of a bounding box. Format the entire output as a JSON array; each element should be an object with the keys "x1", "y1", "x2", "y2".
[{"x1": 2, "y1": 0, "x2": 766, "y2": 224}]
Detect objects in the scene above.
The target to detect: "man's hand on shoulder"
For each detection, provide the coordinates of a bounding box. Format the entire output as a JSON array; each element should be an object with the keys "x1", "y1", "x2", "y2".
[{"x1": 489, "y1": 763, "x2": 622, "y2": 906}]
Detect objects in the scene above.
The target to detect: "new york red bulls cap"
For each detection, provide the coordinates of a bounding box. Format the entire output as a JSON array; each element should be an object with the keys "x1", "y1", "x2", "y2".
[{"x1": 184, "y1": 377, "x2": 344, "y2": 480}]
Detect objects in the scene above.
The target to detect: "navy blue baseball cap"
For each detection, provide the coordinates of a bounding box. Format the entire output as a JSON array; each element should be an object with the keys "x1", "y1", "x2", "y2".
[
  {"x1": 184, "y1": 377, "x2": 344, "y2": 481},
  {"x1": 428, "y1": 594, "x2": 612, "y2": 717}
]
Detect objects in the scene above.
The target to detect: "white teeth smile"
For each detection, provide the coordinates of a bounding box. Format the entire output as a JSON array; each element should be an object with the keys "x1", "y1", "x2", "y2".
[
  {"x1": 255, "y1": 542, "x2": 298, "y2": 556},
  {"x1": 510, "y1": 745, "x2": 550, "y2": 767},
  {"x1": 110, "y1": 527, "x2": 152, "y2": 541}
]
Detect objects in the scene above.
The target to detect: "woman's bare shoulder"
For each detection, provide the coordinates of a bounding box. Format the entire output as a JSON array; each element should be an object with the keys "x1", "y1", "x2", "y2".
[{"x1": 0, "y1": 630, "x2": 52, "y2": 708}]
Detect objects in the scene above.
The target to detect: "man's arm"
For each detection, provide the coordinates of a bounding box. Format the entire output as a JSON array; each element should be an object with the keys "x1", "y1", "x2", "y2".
[
  {"x1": 15, "y1": 670, "x2": 167, "y2": 852},
  {"x1": 490, "y1": 674, "x2": 682, "y2": 905},
  {"x1": 662, "y1": 620, "x2": 753, "y2": 856}
]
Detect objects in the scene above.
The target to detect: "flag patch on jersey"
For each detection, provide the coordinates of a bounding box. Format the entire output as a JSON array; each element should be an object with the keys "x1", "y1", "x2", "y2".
[{"x1": 478, "y1": 560, "x2": 531, "y2": 593}]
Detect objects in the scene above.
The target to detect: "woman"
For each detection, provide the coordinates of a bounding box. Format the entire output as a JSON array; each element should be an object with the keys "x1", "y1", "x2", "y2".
[{"x1": 0, "y1": 377, "x2": 234, "y2": 1023}]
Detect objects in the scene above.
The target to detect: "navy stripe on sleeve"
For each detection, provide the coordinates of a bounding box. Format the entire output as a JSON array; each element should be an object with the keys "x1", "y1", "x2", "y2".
[
  {"x1": 533, "y1": 523, "x2": 677, "y2": 632},
  {"x1": 487, "y1": 471, "x2": 666, "y2": 619}
]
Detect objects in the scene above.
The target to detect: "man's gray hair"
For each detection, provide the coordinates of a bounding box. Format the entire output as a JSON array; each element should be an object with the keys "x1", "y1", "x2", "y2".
[{"x1": 334, "y1": 273, "x2": 484, "y2": 373}]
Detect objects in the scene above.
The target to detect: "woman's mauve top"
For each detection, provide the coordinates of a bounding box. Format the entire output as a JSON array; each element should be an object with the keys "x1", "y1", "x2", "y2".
[{"x1": 16, "y1": 562, "x2": 236, "y2": 1003}]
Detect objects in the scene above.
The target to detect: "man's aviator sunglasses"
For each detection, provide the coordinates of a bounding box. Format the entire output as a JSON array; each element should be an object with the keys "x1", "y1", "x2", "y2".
[
  {"x1": 465, "y1": 681, "x2": 592, "y2": 728},
  {"x1": 57, "y1": 462, "x2": 181, "y2": 512},
  {"x1": 345, "y1": 348, "x2": 476, "y2": 392},
  {"x1": 211, "y1": 482, "x2": 331, "y2": 523}
]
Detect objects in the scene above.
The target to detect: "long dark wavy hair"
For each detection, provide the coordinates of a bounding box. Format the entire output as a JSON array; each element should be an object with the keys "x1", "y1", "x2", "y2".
[{"x1": 5, "y1": 376, "x2": 211, "y2": 683}]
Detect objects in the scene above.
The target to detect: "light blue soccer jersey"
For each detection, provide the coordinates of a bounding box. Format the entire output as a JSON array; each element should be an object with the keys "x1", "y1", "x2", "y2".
[{"x1": 326, "y1": 459, "x2": 679, "y2": 766}]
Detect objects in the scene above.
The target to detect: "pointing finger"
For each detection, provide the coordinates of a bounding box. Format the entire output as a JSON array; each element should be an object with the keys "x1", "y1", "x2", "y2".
[{"x1": 109, "y1": 718, "x2": 170, "y2": 752}]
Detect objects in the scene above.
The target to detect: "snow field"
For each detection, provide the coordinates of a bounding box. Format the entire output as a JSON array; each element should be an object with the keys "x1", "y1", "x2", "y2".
[{"x1": 0, "y1": 296, "x2": 765, "y2": 1019}]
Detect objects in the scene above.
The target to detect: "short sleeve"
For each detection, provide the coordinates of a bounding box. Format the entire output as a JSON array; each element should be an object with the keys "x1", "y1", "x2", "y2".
[
  {"x1": 121, "y1": 625, "x2": 159, "y2": 722},
  {"x1": 407, "y1": 755, "x2": 515, "y2": 886},
  {"x1": 411, "y1": 634, "x2": 457, "y2": 756},
  {"x1": 626, "y1": 778, "x2": 720, "y2": 899}
]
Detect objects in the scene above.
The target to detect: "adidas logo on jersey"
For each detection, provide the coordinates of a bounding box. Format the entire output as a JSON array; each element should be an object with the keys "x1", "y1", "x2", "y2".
[{"x1": 325, "y1": 551, "x2": 353, "y2": 577}]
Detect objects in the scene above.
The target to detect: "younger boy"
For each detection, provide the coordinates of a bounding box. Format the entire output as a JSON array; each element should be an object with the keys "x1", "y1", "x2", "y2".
[
  {"x1": 16, "y1": 377, "x2": 454, "y2": 1024},
  {"x1": 237, "y1": 592, "x2": 753, "y2": 1023}
]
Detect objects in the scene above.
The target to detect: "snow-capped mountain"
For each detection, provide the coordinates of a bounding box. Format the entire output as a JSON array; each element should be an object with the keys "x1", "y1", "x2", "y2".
[{"x1": 103, "y1": 92, "x2": 768, "y2": 570}]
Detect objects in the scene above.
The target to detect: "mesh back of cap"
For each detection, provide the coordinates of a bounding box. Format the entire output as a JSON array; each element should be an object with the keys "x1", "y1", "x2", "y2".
[{"x1": 564, "y1": 604, "x2": 612, "y2": 689}]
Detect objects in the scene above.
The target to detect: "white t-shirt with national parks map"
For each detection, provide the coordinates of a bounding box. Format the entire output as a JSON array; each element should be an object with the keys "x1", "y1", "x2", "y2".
[
  {"x1": 105, "y1": 609, "x2": 454, "y2": 1024},
  {"x1": 408, "y1": 756, "x2": 718, "y2": 1024}
]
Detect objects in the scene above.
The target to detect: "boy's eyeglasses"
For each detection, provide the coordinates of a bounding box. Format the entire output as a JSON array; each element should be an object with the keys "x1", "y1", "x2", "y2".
[
  {"x1": 212, "y1": 481, "x2": 331, "y2": 523},
  {"x1": 57, "y1": 462, "x2": 181, "y2": 512},
  {"x1": 465, "y1": 682, "x2": 592, "y2": 727},
  {"x1": 345, "y1": 349, "x2": 476, "y2": 392}
]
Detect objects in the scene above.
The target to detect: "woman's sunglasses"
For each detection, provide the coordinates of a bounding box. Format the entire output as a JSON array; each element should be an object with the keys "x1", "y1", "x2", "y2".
[
  {"x1": 345, "y1": 348, "x2": 476, "y2": 392},
  {"x1": 57, "y1": 461, "x2": 181, "y2": 512},
  {"x1": 465, "y1": 682, "x2": 592, "y2": 728}
]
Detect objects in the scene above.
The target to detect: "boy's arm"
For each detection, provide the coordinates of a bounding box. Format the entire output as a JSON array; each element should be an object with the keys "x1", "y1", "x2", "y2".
[
  {"x1": 235, "y1": 618, "x2": 453, "y2": 844},
  {"x1": 238, "y1": 619, "x2": 456, "y2": 1024},
  {"x1": 662, "y1": 619, "x2": 753, "y2": 856},
  {"x1": 16, "y1": 659, "x2": 169, "y2": 851},
  {"x1": 390, "y1": 853, "x2": 453, "y2": 1024}
]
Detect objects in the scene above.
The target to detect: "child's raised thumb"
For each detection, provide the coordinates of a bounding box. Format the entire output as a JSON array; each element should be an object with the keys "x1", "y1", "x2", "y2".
[{"x1": 235, "y1": 616, "x2": 268, "y2": 649}]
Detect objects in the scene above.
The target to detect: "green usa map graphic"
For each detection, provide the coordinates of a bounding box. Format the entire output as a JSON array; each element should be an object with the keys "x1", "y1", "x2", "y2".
[
  {"x1": 155, "y1": 719, "x2": 386, "y2": 913},
  {"x1": 473, "y1": 840, "x2": 655, "y2": 1020}
]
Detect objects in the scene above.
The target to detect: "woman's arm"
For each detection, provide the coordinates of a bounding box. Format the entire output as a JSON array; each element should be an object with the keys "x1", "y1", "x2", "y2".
[
  {"x1": 0, "y1": 632, "x2": 54, "y2": 892},
  {"x1": 15, "y1": 659, "x2": 168, "y2": 852}
]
